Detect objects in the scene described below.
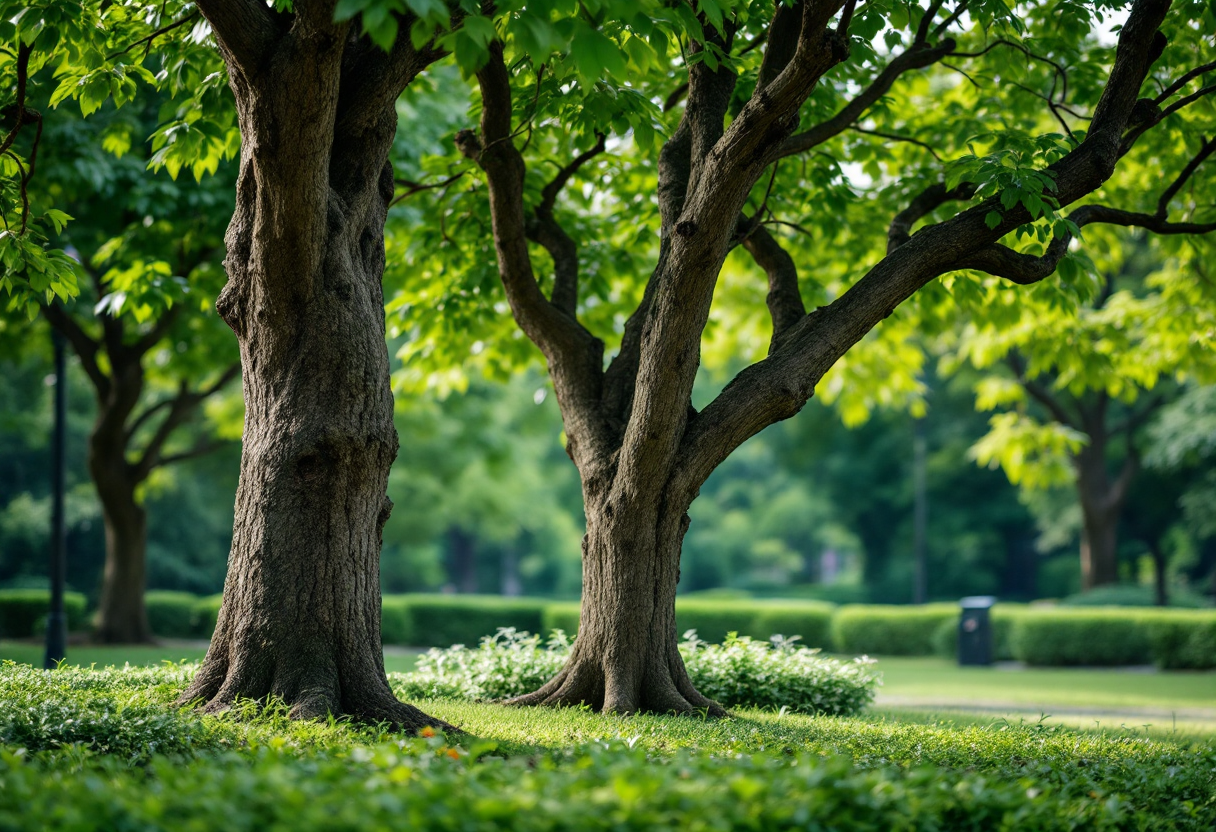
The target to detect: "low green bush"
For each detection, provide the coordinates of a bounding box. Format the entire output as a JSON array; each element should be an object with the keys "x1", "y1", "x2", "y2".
[
  {"x1": 379, "y1": 595, "x2": 414, "y2": 646},
  {"x1": 145, "y1": 591, "x2": 200, "y2": 639},
  {"x1": 832, "y1": 604, "x2": 956, "y2": 655},
  {"x1": 0, "y1": 589, "x2": 88, "y2": 638},
  {"x1": 742, "y1": 601, "x2": 834, "y2": 648},
  {"x1": 398, "y1": 594, "x2": 547, "y2": 647},
  {"x1": 540, "y1": 601, "x2": 580, "y2": 635},
  {"x1": 1143, "y1": 610, "x2": 1216, "y2": 670},
  {"x1": 395, "y1": 628, "x2": 879, "y2": 715},
  {"x1": 1010, "y1": 609, "x2": 1153, "y2": 666},
  {"x1": 542, "y1": 600, "x2": 836, "y2": 646},
  {"x1": 930, "y1": 605, "x2": 1028, "y2": 661},
  {"x1": 2, "y1": 663, "x2": 1214, "y2": 830},
  {"x1": 1063, "y1": 584, "x2": 1213, "y2": 608},
  {"x1": 193, "y1": 594, "x2": 224, "y2": 637}
]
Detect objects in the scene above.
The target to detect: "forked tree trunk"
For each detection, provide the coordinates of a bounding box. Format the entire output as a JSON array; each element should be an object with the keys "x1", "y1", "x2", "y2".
[
  {"x1": 509, "y1": 489, "x2": 725, "y2": 715},
  {"x1": 178, "y1": 11, "x2": 446, "y2": 731}
]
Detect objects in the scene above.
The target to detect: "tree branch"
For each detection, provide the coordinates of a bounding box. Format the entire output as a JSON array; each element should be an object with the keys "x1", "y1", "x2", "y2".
[
  {"x1": 741, "y1": 225, "x2": 806, "y2": 352},
  {"x1": 460, "y1": 41, "x2": 611, "y2": 466},
  {"x1": 776, "y1": 38, "x2": 957, "y2": 160},
  {"x1": 1006, "y1": 353, "x2": 1079, "y2": 430},
  {"x1": 528, "y1": 134, "x2": 606, "y2": 314},
  {"x1": 41, "y1": 303, "x2": 109, "y2": 398},
  {"x1": 131, "y1": 304, "x2": 182, "y2": 356},
  {"x1": 672, "y1": 0, "x2": 1175, "y2": 496},
  {"x1": 1156, "y1": 135, "x2": 1216, "y2": 218},
  {"x1": 887, "y1": 183, "x2": 975, "y2": 254},
  {"x1": 131, "y1": 363, "x2": 240, "y2": 482}
]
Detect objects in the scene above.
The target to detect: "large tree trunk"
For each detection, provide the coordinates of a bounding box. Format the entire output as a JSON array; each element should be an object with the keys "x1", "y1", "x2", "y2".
[
  {"x1": 509, "y1": 487, "x2": 725, "y2": 716},
  {"x1": 90, "y1": 367, "x2": 153, "y2": 644},
  {"x1": 179, "y1": 13, "x2": 445, "y2": 731}
]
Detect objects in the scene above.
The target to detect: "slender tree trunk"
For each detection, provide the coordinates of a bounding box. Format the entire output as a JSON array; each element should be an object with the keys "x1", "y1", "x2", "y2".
[
  {"x1": 1075, "y1": 444, "x2": 1124, "y2": 590},
  {"x1": 1148, "y1": 540, "x2": 1169, "y2": 607},
  {"x1": 447, "y1": 526, "x2": 478, "y2": 593},
  {"x1": 90, "y1": 369, "x2": 153, "y2": 644},
  {"x1": 178, "y1": 17, "x2": 446, "y2": 730},
  {"x1": 509, "y1": 486, "x2": 725, "y2": 715}
]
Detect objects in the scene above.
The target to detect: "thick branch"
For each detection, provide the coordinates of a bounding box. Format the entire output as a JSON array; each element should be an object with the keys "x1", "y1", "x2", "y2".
[
  {"x1": 672, "y1": 0, "x2": 1174, "y2": 495},
  {"x1": 1007, "y1": 353, "x2": 1079, "y2": 430},
  {"x1": 776, "y1": 39, "x2": 957, "y2": 159},
  {"x1": 131, "y1": 363, "x2": 240, "y2": 482},
  {"x1": 461, "y1": 42, "x2": 610, "y2": 465},
  {"x1": 527, "y1": 134, "x2": 606, "y2": 314},
  {"x1": 742, "y1": 225, "x2": 805, "y2": 352},
  {"x1": 42, "y1": 304, "x2": 109, "y2": 397},
  {"x1": 194, "y1": 0, "x2": 279, "y2": 70},
  {"x1": 887, "y1": 183, "x2": 975, "y2": 253}
]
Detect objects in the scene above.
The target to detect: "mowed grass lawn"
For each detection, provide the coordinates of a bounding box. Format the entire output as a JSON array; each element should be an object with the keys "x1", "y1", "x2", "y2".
[{"x1": 5, "y1": 640, "x2": 1214, "y2": 734}]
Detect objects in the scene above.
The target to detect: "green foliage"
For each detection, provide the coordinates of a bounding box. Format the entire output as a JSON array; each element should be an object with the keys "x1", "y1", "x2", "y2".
[
  {"x1": 386, "y1": 594, "x2": 547, "y2": 646},
  {"x1": 1063, "y1": 585, "x2": 1213, "y2": 609},
  {"x1": 1010, "y1": 609, "x2": 1155, "y2": 667},
  {"x1": 0, "y1": 589, "x2": 87, "y2": 637},
  {"x1": 396, "y1": 627, "x2": 880, "y2": 716},
  {"x1": 832, "y1": 604, "x2": 959, "y2": 656},
  {"x1": 1145, "y1": 612, "x2": 1216, "y2": 670},
  {"x1": 380, "y1": 595, "x2": 416, "y2": 646},
  {"x1": 930, "y1": 606, "x2": 1029, "y2": 661},
  {"x1": 144, "y1": 591, "x2": 199, "y2": 639},
  {"x1": 192, "y1": 594, "x2": 223, "y2": 638},
  {"x1": 1, "y1": 661, "x2": 1215, "y2": 831}
]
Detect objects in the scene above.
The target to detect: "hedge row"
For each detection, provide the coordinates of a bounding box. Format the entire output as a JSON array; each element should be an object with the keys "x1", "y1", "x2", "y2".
[
  {"x1": 0, "y1": 589, "x2": 89, "y2": 638},
  {"x1": 27, "y1": 588, "x2": 1215, "y2": 669}
]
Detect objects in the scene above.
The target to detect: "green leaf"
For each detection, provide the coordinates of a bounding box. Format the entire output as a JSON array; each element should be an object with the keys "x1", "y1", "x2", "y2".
[{"x1": 984, "y1": 211, "x2": 1002, "y2": 230}]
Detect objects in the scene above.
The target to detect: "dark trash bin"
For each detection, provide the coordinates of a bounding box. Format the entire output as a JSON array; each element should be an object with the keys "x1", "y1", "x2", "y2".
[{"x1": 958, "y1": 596, "x2": 996, "y2": 666}]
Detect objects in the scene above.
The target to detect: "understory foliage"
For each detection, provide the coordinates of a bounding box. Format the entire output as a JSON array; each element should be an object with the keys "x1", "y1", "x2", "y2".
[
  {"x1": 1, "y1": 662, "x2": 1214, "y2": 831},
  {"x1": 394, "y1": 629, "x2": 880, "y2": 715}
]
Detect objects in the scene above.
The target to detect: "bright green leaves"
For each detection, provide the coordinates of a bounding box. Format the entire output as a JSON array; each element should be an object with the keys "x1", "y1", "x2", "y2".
[
  {"x1": 970, "y1": 411, "x2": 1086, "y2": 488},
  {"x1": 0, "y1": 230, "x2": 81, "y2": 321}
]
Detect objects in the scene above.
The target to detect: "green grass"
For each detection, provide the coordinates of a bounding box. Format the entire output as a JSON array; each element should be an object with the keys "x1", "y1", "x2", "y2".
[
  {"x1": 2, "y1": 662, "x2": 1214, "y2": 831},
  {"x1": 0, "y1": 641, "x2": 421, "y2": 673}
]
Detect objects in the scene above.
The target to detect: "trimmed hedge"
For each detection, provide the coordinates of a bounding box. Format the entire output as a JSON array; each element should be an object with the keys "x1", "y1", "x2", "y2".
[
  {"x1": 193, "y1": 594, "x2": 224, "y2": 638},
  {"x1": 0, "y1": 589, "x2": 88, "y2": 637},
  {"x1": 1009, "y1": 608, "x2": 1216, "y2": 669},
  {"x1": 379, "y1": 596, "x2": 415, "y2": 646},
  {"x1": 539, "y1": 599, "x2": 835, "y2": 647},
  {"x1": 832, "y1": 604, "x2": 957, "y2": 655},
  {"x1": 1145, "y1": 611, "x2": 1216, "y2": 670},
  {"x1": 1010, "y1": 609, "x2": 1153, "y2": 666},
  {"x1": 930, "y1": 605, "x2": 1028, "y2": 662},
  {"x1": 395, "y1": 594, "x2": 547, "y2": 647},
  {"x1": 145, "y1": 591, "x2": 200, "y2": 638}
]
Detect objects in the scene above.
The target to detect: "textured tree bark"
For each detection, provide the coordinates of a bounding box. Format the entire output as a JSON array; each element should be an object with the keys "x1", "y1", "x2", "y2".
[
  {"x1": 178, "y1": 1, "x2": 447, "y2": 731},
  {"x1": 509, "y1": 488, "x2": 725, "y2": 715}
]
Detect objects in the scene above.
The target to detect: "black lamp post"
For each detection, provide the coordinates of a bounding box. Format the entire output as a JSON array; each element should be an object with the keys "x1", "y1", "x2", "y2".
[{"x1": 44, "y1": 326, "x2": 68, "y2": 669}]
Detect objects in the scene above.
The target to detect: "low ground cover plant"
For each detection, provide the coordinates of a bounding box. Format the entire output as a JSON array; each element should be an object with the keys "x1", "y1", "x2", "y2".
[
  {"x1": 393, "y1": 629, "x2": 880, "y2": 715},
  {"x1": 0, "y1": 661, "x2": 1213, "y2": 831}
]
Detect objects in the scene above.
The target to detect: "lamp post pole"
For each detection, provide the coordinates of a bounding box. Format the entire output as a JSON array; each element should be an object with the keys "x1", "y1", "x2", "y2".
[{"x1": 44, "y1": 326, "x2": 68, "y2": 669}]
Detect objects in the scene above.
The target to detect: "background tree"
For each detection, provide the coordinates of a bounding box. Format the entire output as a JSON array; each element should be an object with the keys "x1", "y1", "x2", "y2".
[
  {"x1": 392, "y1": 0, "x2": 1215, "y2": 713},
  {"x1": 948, "y1": 236, "x2": 1216, "y2": 592}
]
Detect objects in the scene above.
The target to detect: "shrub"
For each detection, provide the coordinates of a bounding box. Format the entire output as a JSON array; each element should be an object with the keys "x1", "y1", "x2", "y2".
[
  {"x1": 540, "y1": 601, "x2": 580, "y2": 635},
  {"x1": 379, "y1": 596, "x2": 414, "y2": 646},
  {"x1": 1063, "y1": 584, "x2": 1213, "y2": 608},
  {"x1": 930, "y1": 605, "x2": 1028, "y2": 661},
  {"x1": 193, "y1": 594, "x2": 224, "y2": 637},
  {"x1": 0, "y1": 589, "x2": 88, "y2": 638},
  {"x1": 145, "y1": 592, "x2": 200, "y2": 639},
  {"x1": 1142, "y1": 610, "x2": 1216, "y2": 670},
  {"x1": 543, "y1": 599, "x2": 836, "y2": 646},
  {"x1": 394, "y1": 628, "x2": 879, "y2": 715},
  {"x1": 743, "y1": 601, "x2": 835, "y2": 648},
  {"x1": 398, "y1": 594, "x2": 547, "y2": 647},
  {"x1": 1010, "y1": 609, "x2": 1153, "y2": 666},
  {"x1": 832, "y1": 604, "x2": 956, "y2": 655}
]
